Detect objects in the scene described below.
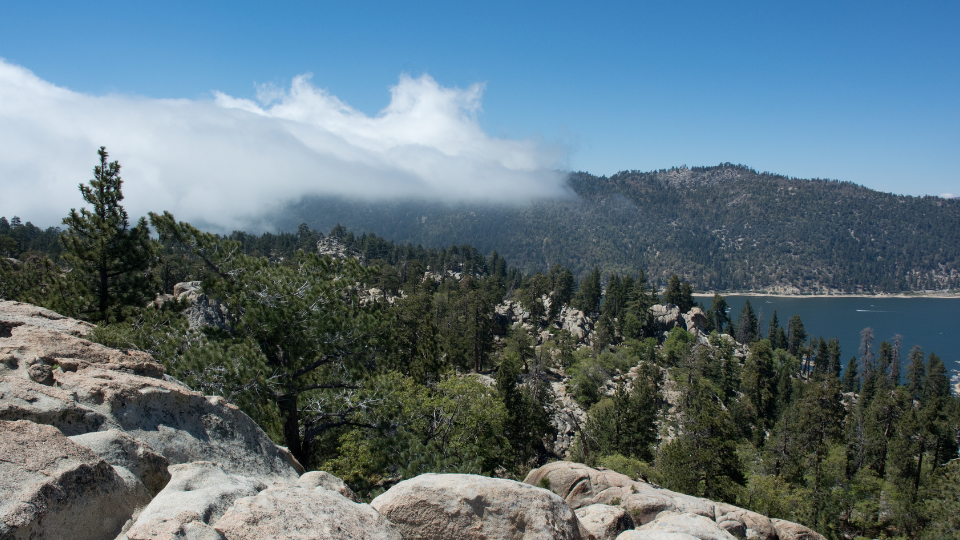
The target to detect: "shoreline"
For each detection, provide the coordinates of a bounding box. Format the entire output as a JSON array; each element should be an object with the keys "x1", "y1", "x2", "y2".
[{"x1": 692, "y1": 291, "x2": 960, "y2": 299}]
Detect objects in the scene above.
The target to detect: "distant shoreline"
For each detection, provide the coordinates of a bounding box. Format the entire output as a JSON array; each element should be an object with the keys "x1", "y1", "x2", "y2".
[{"x1": 691, "y1": 291, "x2": 960, "y2": 299}]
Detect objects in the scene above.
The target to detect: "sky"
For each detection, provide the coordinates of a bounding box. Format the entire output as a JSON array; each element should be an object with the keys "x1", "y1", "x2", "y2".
[{"x1": 1, "y1": 1, "x2": 957, "y2": 230}]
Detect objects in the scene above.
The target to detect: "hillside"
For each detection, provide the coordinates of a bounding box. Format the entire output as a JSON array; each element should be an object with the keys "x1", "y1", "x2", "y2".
[
  {"x1": 1, "y1": 300, "x2": 832, "y2": 540},
  {"x1": 277, "y1": 164, "x2": 960, "y2": 293}
]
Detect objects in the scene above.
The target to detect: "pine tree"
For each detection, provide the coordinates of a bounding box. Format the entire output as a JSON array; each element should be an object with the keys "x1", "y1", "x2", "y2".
[
  {"x1": 742, "y1": 339, "x2": 777, "y2": 444},
  {"x1": 706, "y1": 293, "x2": 730, "y2": 334},
  {"x1": 574, "y1": 266, "x2": 602, "y2": 316},
  {"x1": 924, "y1": 353, "x2": 949, "y2": 402},
  {"x1": 496, "y1": 351, "x2": 553, "y2": 471},
  {"x1": 384, "y1": 292, "x2": 444, "y2": 384},
  {"x1": 877, "y1": 341, "x2": 893, "y2": 381},
  {"x1": 767, "y1": 310, "x2": 782, "y2": 349},
  {"x1": 858, "y1": 327, "x2": 877, "y2": 403},
  {"x1": 786, "y1": 314, "x2": 807, "y2": 356},
  {"x1": 548, "y1": 264, "x2": 574, "y2": 320},
  {"x1": 842, "y1": 357, "x2": 859, "y2": 393},
  {"x1": 151, "y1": 211, "x2": 385, "y2": 467},
  {"x1": 889, "y1": 334, "x2": 903, "y2": 385},
  {"x1": 602, "y1": 273, "x2": 627, "y2": 321},
  {"x1": 581, "y1": 364, "x2": 660, "y2": 464},
  {"x1": 823, "y1": 338, "x2": 841, "y2": 378},
  {"x1": 794, "y1": 373, "x2": 845, "y2": 530},
  {"x1": 678, "y1": 280, "x2": 695, "y2": 313},
  {"x1": 774, "y1": 326, "x2": 787, "y2": 352},
  {"x1": 906, "y1": 345, "x2": 925, "y2": 399},
  {"x1": 735, "y1": 300, "x2": 758, "y2": 344},
  {"x1": 814, "y1": 337, "x2": 829, "y2": 377},
  {"x1": 657, "y1": 374, "x2": 745, "y2": 503},
  {"x1": 662, "y1": 274, "x2": 682, "y2": 307},
  {"x1": 61, "y1": 147, "x2": 157, "y2": 323}
]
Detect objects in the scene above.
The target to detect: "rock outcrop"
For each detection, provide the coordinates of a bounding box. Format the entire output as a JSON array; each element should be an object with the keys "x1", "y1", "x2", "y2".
[
  {"x1": 0, "y1": 300, "x2": 301, "y2": 539},
  {"x1": 556, "y1": 305, "x2": 594, "y2": 342},
  {"x1": 650, "y1": 304, "x2": 712, "y2": 342},
  {"x1": 173, "y1": 281, "x2": 230, "y2": 331},
  {"x1": 69, "y1": 429, "x2": 171, "y2": 496},
  {"x1": 636, "y1": 513, "x2": 736, "y2": 540},
  {"x1": 121, "y1": 461, "x2": 267, "y2": 540},
  {"x1": 771, "y1": 519, "x2": 829, "y2": 540},
  {"x1": 371, "y1": 473, "x2": 590, "y2": 540},
  {"x1": 296, "y1": 470, "x2": 361, "y2": 502},
  {"x1": 0, "y1": 419, "x2": 150, "y2": 540},
  {"x1": 616, "y1": 532, "x2": 700, "y2": 540},
  {"x1": 214, "y1": 485, "x2": 401, "y2": 540},
  {"x1": 525, "y1": 462, "x2": 825, "y2": 540},
  {"x1": 495, "y1": 300, "x2": 594, "y2": 344},
  {"x1": 0, "y1": 300, "x2": 300, "y2": 483},
  {"x1": 575, "y1": 504, "x2": 635, "y2": 540},
  {"x1": 680, "y1": 307, "x2": 708, "y2": 336},
  {"x1": 317, "y1": 236, "x2": 363, "y2": 260}
]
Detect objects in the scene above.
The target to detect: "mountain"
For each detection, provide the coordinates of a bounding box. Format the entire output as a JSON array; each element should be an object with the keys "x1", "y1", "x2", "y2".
[{"x1": 276, "y1": 163, "x2": 960, "y2": 293}]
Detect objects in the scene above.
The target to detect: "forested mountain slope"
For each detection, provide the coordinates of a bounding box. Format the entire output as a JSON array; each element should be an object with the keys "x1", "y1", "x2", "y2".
[{"x1": 278, "y1": 164, "x2": 960, "y2": 292}]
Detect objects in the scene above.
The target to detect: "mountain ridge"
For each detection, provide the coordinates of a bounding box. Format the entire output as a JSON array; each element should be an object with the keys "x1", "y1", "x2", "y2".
[{"x1": 276, "y1": 163, "x2": 959, "y2": 293}]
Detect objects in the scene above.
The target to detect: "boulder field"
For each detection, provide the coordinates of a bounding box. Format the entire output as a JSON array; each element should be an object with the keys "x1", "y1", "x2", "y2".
[{"x1": 0, "y1": 300, "x2": 825, "y2": 540}]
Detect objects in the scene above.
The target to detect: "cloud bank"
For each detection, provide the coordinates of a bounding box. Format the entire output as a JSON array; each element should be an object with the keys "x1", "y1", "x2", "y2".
[{"x1": 0, "y1": 59, "x2": 568, "y2": 231}]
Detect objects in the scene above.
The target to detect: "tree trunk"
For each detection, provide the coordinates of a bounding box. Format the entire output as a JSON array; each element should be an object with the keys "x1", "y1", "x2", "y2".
[
  {"x1": 278, "y1": 393, "x2": 305, "y2": 465},
  {"x1": 99, "y1": 265, "x2": 109, "y2": 323},
  {"x1": 877, "y1": 401, "x2": 894, "y2": 479},
  {"x1": 914, "y1": 438, "x2": 925, "y2": 494}
]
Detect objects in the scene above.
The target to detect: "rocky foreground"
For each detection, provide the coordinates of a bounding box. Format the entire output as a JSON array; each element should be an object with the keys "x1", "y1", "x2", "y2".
[{"x1": 0, "y1": 301, "x2": 825, "y2": 540}]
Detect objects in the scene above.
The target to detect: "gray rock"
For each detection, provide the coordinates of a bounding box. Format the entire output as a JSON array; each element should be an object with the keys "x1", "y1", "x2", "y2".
[
  {"x1": 659, "y1": 491, "x2": 716, "y2": 520},
  {"x1": 771, "y1": 518, "x2": 828, "y2": 540},
  {"x1": 0, "y1": 301, "x2": 300, "y2": 483},
  {"x1": 617, "y1": 532, "x2": 700, "y2": 540},
  {"x1": 637, "y1": 512, "x2": 737, "y2": 540},
  {"x1": 174, "y1": 281, "x2": 202, "y2": 298},
  {"x1": 169, "y1": 282, "x2": 230, "y2": 331},
  {"x1": 372, "y1": 473, "x2": 590, "y2": 540},
  {"x1": 681, "y1": 308, "x2": 708, "y2": 335},
  {"x1": 558, "y1": 306, "x2": 593, "y2": 341},
  {"x1": 546, "y1": 383, "x2": 587, "y2": 459},
  {"x1": 183, "y1": 295, "x2": 230, "y2": 331},
  {"x1": 69, "y1": 429, "x2": 171, "y2": 496},
  {"x1": 52, "y1": 367, "x2": 298, "y2": 482},
  {"x1": 716, "y1": 520, "x2": 746, "y2": 537},
  {"x1": 575, "y1": 504, "x2": 635, "y2": 540},
  {"x1": 0, "y1": 419, "x2": 149, "y2": 540},
  {"x1": 717, "y1": 509, "x2": 776, "y2": 540},
  {"x1": 214, "y1": 485, "x2": 401, "y2": 540},
  {"x1": 650, "y1": 304, "x2": 681, "y2": 333},
  {"x1": 296, "y1": 470, "x2": 359, "y2": 502},
  {"x1": 0, "y1": 300, "x2": 94, "y2": 337},
  {"x1": 622, "y1": 491, "x2": 677, "y2": 525},
  {"x1": 316, "y1": 237, "x2": 362, "y2": 260},
  {"x1": 122, "y1": 461, "x2": 266, "y2": 540},
  {"x1": 0, "y1": 321, "x2": 163, "y2": 379},
  {"x1": 523, "y1": 461, "x2": 637, "y2": 509},
  {"x1": 0, "y1": 376, "x2": 109, "y2": 434},
  {"x1": 526, "y1": 461, "x2": 826, "y2": 540}
]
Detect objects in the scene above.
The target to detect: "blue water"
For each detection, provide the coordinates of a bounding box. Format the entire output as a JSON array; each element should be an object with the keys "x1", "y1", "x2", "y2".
[{"x1": 696, "y1": 295, "x2": 960, "y2": 374}]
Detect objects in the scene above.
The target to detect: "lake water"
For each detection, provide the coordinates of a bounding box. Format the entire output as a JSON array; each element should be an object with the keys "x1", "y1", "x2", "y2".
[{"x1": 695, "y1": 295, "x2": 960, "y2": 374}]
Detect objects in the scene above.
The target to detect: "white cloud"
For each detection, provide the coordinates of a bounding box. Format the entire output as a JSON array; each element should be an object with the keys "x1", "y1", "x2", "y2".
[
  {"x1": 940, "y1": 193, "x2": 957, "y2": 199},
  {"x1": 0, "y1": 59, "x2": 568, "y2": 231}
]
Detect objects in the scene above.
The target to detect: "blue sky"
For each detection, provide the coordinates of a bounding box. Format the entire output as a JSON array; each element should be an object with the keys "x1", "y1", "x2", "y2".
[{"x1": 1, "y1": 1, "x2": 957, "y2": 227}]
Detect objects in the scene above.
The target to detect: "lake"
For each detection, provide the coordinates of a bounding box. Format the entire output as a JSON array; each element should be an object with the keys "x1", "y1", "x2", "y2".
[{"x1": 695, "y1": 295, "x2": 960, "y2": 374}]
